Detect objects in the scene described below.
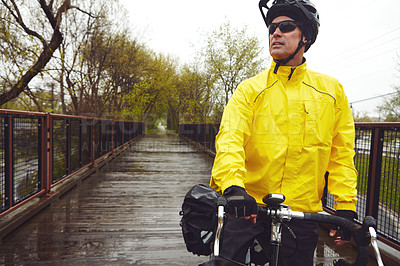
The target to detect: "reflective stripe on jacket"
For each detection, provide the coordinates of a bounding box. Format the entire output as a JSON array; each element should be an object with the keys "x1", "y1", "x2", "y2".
[{"x1": 210, "y1": 60, "x2": 358, "y2": 213}]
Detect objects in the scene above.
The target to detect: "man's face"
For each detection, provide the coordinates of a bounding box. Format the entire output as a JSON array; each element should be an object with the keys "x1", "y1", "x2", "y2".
[{"x1": 269, "y1": 16, "x2": 304, "y2": 61}]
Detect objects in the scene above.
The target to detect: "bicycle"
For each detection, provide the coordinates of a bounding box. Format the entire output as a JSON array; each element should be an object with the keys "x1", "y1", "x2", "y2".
[{"x1": 200, "y1": 193, "x2": 384, "y2": 266}]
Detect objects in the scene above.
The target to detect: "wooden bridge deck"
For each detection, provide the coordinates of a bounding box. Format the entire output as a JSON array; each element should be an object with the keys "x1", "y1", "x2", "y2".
[
  {"x1": 0, "y1": 133, "x2": 212, "y2": 265},
  {"x1": 0, "y1": 132, "x2": 378, "y2": 265}
]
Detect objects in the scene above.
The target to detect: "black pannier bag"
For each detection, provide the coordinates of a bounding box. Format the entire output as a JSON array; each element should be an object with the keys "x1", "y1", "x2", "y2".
[{"x1": 180, "y1": 184, "x2": 219, "y2": 256}]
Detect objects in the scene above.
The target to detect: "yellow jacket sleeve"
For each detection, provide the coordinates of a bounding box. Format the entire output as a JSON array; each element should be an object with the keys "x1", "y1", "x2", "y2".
[
  {"x1": 210, "y1": 83, "x2": 253, "y2": 193},
  {"x1": 327, "y1": 81, "x2": 358, "y2": 212}
]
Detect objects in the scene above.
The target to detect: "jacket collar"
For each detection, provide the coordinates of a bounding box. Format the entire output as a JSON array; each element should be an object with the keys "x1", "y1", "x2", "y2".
[{"x1": 270, "y1": 58, "x2": 307, "y2": 82}]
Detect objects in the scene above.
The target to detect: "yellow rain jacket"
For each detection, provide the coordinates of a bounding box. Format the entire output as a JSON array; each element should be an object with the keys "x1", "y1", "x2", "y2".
[{"x1": 210, "y1": 60, "x2": 358, "y2": 213}]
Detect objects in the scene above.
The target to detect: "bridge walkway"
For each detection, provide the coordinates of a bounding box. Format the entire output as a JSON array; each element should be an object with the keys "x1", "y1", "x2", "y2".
[{"x1": 0, "y1": 132, "x2": 377, "y2": 265}]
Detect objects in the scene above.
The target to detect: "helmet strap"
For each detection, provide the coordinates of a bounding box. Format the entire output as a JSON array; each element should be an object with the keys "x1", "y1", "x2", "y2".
[{"x1": 273, "y1": 33, "x2": 307, "y2": 74}]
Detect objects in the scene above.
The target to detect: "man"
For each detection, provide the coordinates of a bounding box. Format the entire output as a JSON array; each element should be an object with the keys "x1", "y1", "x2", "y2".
[{"x1": 210, "y1": 0, "x2": 358, "y2": 265}]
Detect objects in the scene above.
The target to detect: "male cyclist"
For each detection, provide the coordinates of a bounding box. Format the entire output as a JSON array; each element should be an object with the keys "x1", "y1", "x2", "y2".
[{"x1": 210, "y1": 0, "x2": 358, "y2": 265}]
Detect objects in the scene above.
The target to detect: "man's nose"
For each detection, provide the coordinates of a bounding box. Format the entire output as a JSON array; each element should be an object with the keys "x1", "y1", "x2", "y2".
[{"x1": 270, "y1": 27, "x2": 282, "y2": 36}]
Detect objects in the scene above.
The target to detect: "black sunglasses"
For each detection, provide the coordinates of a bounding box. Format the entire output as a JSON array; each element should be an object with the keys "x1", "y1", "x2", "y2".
[{"x1": 268, "y1": 20, "x2": 299, "y2": 35}]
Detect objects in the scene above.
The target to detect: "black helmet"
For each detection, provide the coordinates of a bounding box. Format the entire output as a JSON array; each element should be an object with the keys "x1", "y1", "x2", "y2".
[{"x1": 259, "y1": 0, "x2": 320, "y2": 52}]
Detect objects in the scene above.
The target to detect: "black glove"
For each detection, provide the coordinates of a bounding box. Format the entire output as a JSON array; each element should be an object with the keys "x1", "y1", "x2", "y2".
[
  {"x1": 223, "y1": 186, "x2": 257, "y2": 218},
  {"x1": 331, "y1": 210, "x2": 358, "y2": 241}
]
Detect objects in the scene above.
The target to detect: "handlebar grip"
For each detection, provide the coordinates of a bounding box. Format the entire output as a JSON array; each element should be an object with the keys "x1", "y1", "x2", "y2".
[
  {"x1": 353, "y1": 216, "x2": 375, "y2": 247},
  {"x1": 363, "y1": 216, "x2": 376, "y2": 228},
  {"x1": 303, "y1": 212, "x2": 359, "y2": 232}
]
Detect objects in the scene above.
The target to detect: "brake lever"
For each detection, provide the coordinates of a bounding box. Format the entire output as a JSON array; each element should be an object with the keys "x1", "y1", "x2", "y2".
[{"x1": 368, "y1": 227, "x2": 384, "y2": 266}]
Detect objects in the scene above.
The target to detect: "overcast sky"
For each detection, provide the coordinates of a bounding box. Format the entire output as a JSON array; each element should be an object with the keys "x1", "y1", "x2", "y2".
[{"x1": 120, "y1": 0, "x2": 400, "y2": 118}]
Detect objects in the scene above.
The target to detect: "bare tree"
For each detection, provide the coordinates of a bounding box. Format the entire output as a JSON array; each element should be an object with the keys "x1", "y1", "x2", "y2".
[
  {"x1": 377, "y1": 87, "x2": 400, "y2": 122},
  {"x1": 0, "y1": 0, "x2": 76, "y2": 106}
]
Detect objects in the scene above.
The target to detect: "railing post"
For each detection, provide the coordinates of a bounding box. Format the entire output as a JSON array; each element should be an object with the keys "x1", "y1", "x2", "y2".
[
  {"x1": 367, "y1": 127, "x2": 384, "y2": 218},
  {"x1": 203, "y1": 124, "x2": 206, "y2": 148},
  {"x1": 119, "y1": 121, "x2": 125, "y2": 145},
  {"x1": 66, "y1": 118, "x2": 71, "y2": 175},
  {"x1": 91, "y1": 118, "x2": 95, "y2": 165},
  {"x1": 79, "y1": 119, "x2": 82, "y2": 167},
  {"x1": 4, "y1": 115, "x2": 12, "y2": 209},
  {"x1": 41, "y1": 113, "x2": 52, "y2": 195},
  {"x1": 111, "y1": 121, "x2": 115, "y2": 152}
]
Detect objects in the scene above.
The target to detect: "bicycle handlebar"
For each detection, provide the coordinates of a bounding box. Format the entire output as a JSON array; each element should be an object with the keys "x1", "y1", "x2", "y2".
[
  {"x1": 257, "y1": 205, "x2": 377, "y2": 266},
  {"x1": 209, "y1": 194, "x2": 383, "y2": 266}
]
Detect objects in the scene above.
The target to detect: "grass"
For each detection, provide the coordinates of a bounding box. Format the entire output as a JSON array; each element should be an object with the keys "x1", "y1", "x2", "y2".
[{"x1": 354, "y1": 153, "x2": 400, "y2": 212}]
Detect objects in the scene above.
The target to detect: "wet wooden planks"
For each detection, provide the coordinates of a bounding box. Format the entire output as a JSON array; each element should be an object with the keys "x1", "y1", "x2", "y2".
[{"x1": 0, "y1": 133, "x2": 212, "y2": 265}]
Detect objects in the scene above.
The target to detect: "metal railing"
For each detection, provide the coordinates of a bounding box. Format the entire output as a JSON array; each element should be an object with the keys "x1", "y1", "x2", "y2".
[
  {"x1": 0, "y1": 109, "x2": 144, "y2": 217},
  {"x1": 179, "y1": 122, "x2": 400, "y2": 250},
  {"x1": 179, "y1": 124, "x2": 220, "y2": 153}
]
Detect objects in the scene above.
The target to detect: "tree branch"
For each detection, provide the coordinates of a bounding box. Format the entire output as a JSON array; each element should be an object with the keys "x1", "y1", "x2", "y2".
[
  {"x1": 24, "y1": 87, "x2": 44, "y2": 112},
  {"x1": 70, "y1": 5, "x2": 103, "y2": 19},
  {"x1": 1, "y1": 0, "x2": 48, "y2": 47},
  {"x1": 0, "y1": 0, "x2": 72, "y2": 106},
  {"x1": 38, "y1": 0, "x2": 57, "y2": 28}
]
